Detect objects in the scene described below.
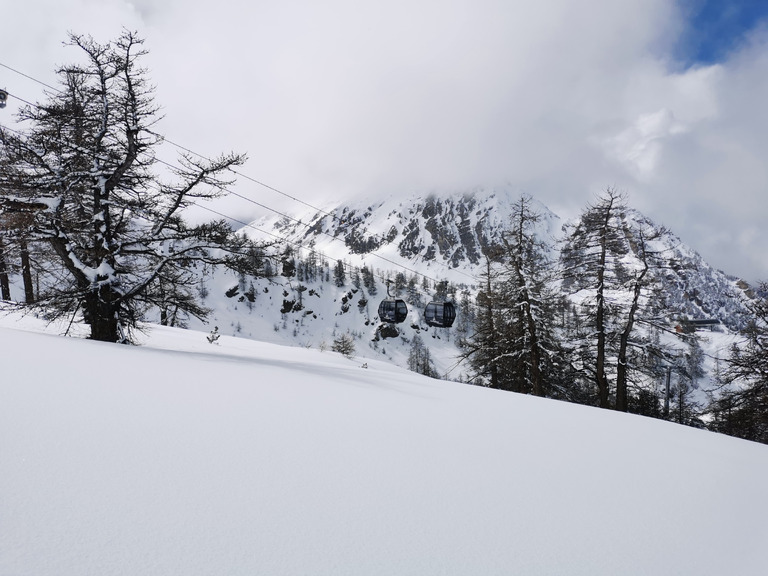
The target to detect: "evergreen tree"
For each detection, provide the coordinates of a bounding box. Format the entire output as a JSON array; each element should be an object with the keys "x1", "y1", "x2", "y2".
[
  {"x1": 361, "y1": 265, "x2": 377, "y2": 296},
  {"x1": 333, "y1": 259, "x2": 346, "y2": 287},
  {"x1": 0, "y1": 238, "x2": 10, "y2": 300},
  {"x1": 408, "y1": 334, "x2": 439, "y2": 378},
  {"x1": 394, "y1": 272, "x2": 407, "y2": 297},
  {"x1": 560, "y1": 188, "x2": 666, "y2": 410},
  {"x1": 421, "y1": 275, "x2": 431, "y2": 294},
  {"x1": 0, "y1": 31, "x2": 248, "y2": 342},
  {"x1": 709, "y1": 283, "x2": 768, "y2": 443},
  {"x1": 406, "y1": 274, "x2": 421, "y2": 306},
  {"x1": 306, "y1": 243, "x2": 318, "y2": 282},
  {"x1": 280, "y1": 246, "x2": 296, "y2": 278},
  {"x1": 454, "y1": 288, "x2": 474, "y2": 344},
  {"x1": 561, "y1": 189, "x2": 629, "y2": 407},
  {"x1": 230, "y1": 242, "x2": 269, "y2": 279},
  {"x1": 613, "y1": 223, "x2": 668, "y2": 411},
  {"x1": 434, "y1": 279, "x2": 449, "y2": 302},
  {"x1": 672, "y1": 336, "x2": 705, "y2": 426},
  {"x1": 331, "y1": 332, "x2": 356, "y2": 358},
  {"x1": 462, "y1": 246, "x2": 508, "y2": 389},
  {"x1": 463, "y1": 196, "x2": 562, "y2": 396},
  {"x1": 0, "y1": 208, "x2": 37, "y2": 303},
  {"x1": 495, "y1": 195, "x2": 561, "y2": 396}
]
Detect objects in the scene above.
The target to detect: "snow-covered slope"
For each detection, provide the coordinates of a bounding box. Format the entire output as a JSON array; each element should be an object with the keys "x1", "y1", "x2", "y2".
[
  {"x1": 182, "y1": 258, "x2": 466, "y2": 380},
  {"x1": 2, "y1": 312, "x2": 767, "y2": 575}
]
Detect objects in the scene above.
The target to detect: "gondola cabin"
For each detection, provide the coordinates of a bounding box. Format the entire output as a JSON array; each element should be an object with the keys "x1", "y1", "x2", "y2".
[
  {"x1": 0, "y1": 89, "x2": 8, "y2": 109},
  {"x1": 378, "y1": 298, "x2": 408, "y2": 324},
  {"x1": 424, "y1": 301, "x2": 456, "y2": 328}
]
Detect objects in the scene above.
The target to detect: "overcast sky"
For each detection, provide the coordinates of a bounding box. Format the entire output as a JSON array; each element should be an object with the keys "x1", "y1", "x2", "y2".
[{"x1": 2, "y1": 0, "x2": 768, "y2": 282}]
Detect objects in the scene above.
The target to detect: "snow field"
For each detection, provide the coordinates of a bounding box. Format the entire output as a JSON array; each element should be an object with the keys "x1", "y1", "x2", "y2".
[{"x1": 2, "y1": 313, "x2": 768, "y2": 575}]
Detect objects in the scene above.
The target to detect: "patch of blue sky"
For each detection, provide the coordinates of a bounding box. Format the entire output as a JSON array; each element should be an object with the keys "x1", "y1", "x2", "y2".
[{"x1": 675, "y1": 0, "x2": 768, "y2": 66}]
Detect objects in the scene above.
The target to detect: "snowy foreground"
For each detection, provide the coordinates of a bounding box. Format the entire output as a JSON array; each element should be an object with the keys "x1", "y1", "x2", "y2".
[{"x1": 2, "y1": 313, "x2": 768, "y2": 576}]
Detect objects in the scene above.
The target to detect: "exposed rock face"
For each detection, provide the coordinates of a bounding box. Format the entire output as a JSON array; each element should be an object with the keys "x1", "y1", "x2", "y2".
[{"x1": 266, "y1": 187, "x2": 753, "y2": 330}]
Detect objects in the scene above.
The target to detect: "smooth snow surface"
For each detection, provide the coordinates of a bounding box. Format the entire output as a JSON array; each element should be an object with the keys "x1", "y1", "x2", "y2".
[{"x1": 2, "y1": 312, "x2": 767, "y2": 575}]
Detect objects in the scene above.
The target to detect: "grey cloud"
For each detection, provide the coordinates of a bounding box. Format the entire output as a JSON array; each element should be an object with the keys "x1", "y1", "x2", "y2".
[{"x1": 5, "y1": 0, "x2": 768, "y2": 281}]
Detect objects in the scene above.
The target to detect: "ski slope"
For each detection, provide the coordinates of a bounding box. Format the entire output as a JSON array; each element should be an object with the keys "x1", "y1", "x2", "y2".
[{"x1": 2, "y1": 311, "x2": 767, "y2": 575}]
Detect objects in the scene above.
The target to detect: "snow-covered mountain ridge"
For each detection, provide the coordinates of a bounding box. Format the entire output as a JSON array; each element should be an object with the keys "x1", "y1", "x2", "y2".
[
  {"x1": 246, "y1": 186, "x2": 752, "y2": 330},
  {"x1": 258, "y1": 186, "x2": 559, "y2": 281},
  {"x1": 175, "y1": 186, "x2": 755, "y2": 412}
]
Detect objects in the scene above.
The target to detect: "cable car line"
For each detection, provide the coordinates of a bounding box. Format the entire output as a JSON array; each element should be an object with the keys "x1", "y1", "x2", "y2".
[
  {"x1": 0, "y1": 120, "x2": 369, "y2": 293},
  {"x1": 154, "y1": 129, "x2": 479, "y2": 284},
  {"x1": 0, "y1": 89, "x2": 37, "y2": 110},
  {"x1": 144, "y1": 150, "x2": 458, "y2": 289},
  {"x1": 0, "y1": 59, "x2": 480, "y2": 286},
  {"x1": 1, "y1": 120, "x2": 462, "y2": 325},
  {"x1": 195, "y1": 203, "x2": 465, "y2": 328},
  {"x1": 0, "y1": 64, "x2": 475, "y2": 325},
  {"x1": 0, "y1": 118, "x2": 429, "y2": 292},
  {"x1": 148, "y1": 131, "x2": 331, "y2": 219},
  {"x1": 0, "y1": 62, "x2": 59, "y2": 93}
]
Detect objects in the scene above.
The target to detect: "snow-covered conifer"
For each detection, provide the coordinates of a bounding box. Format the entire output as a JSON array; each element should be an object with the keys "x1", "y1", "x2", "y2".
[{"x1": 0, "y1": 31, "x2": 252, "y2": 342}]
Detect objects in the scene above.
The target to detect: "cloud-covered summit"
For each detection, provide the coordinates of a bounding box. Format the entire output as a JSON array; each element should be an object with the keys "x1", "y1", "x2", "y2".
[{"x1": 3, "y1": 0, "x2": 768, "y2": 281}]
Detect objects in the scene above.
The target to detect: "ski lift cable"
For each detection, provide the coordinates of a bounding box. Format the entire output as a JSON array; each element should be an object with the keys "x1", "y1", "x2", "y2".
[
  {"x1": 0, "y1": 59, "x2": 446, "y2": 278},
  {"x1": 0, "y1": 63, "x2": 483, "y2": 310},
  {"x1": 147, "y1": 130, "x2": 328, "y2": 218},
  {"x1": 1, "y1": 90, "x2": 450, "y2": 291},
  {"x1": 146, "y1": 151, "x2": 461, "y2": 288},
  {"x1": 1, "y1": 118, "x2": 474, "y2": 327},
  {"x1": 159, "y1": 195, "x2": 445, "y2": 306},
  {"x1": 0, "y1": 60, "x2": 481, "y2": 287},
  {"x1": 0, "y1": 121, "x2": 454, "y2": 309},
  {"x1": 151, "y1": 131, "x2": 480, "y2": 285},
  {"x1": 0, "y1": 87, "x2": 165, "y2": 171},
  {"x1": 0, "y1": 62, "x2": 59, "y2": 93},
  {"x1": 0, "y1": 122, "x2": 325, "y2": 288},
  {"x1": 0, "y1": 90, "x2": 38, "y2": 110}
]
